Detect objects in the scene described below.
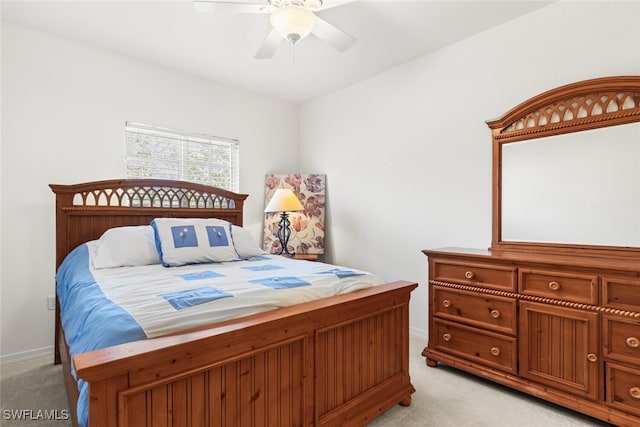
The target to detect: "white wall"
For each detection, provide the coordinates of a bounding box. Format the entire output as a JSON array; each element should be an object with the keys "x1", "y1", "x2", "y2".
[
  {"x1": 3, "y1": 1, "x2": 639, "y2": 360},
  {"x1": 299, "y1": 1, "x2": 640, "y2": 338},
  {"x1": 0, "y1": 22, "x2": 299, "y2": 360}
]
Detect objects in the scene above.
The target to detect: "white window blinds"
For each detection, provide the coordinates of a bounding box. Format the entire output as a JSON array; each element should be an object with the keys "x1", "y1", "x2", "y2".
[{"x1": 125, "y1": 122, "x2": 239, "y2": 192}]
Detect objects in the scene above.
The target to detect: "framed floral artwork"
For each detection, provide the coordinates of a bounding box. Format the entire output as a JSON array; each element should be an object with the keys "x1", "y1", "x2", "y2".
[{"x1": 263, "y1": 174, "x2": 326, "y2": 255}]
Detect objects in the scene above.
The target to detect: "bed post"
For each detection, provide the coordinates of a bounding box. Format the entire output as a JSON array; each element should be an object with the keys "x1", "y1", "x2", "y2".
[{"x1": 50, "y1": 185, "x2": 74, "y2": 365}]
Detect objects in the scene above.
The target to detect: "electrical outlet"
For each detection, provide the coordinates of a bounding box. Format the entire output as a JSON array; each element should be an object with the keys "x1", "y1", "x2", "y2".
[{"x1": 47, "y1": 296, "x2": 56, "y2": 311}]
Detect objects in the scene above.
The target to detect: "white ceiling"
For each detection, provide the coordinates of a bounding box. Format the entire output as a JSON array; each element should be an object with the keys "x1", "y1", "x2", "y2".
[{"x1": 2, "y1": 0, "x2": 553, "y2": 104}]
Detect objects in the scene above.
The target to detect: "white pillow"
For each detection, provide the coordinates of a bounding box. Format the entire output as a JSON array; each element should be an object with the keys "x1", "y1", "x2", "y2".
[
  {"x1": 151, "y1": 218, "x2": 240, "y2": 267},
  {"x1": 231, "y1": 225, "x2": 267, "y2": 259},
  {"x1": 93, "y1": 225, "x2": 160, "y2": 269}
]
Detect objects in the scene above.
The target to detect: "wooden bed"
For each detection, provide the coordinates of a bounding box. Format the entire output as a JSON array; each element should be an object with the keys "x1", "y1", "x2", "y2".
[{"x1": 50, "y1": 179, "x2": 416, "y2": 427}]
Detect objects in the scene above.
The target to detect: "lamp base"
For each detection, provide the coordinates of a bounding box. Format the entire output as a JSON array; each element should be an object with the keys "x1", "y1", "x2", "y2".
[
  {"x1": 275, "y1": 212, "x2": 296, "y2": 257},
  {"x1": 277, "y1": 248, "x2": 296, "y2": 257}
]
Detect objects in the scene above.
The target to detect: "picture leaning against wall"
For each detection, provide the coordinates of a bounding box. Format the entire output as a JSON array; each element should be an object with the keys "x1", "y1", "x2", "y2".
[{"x1": 263, "y1": 174, "x2": 326, "y2": 255}]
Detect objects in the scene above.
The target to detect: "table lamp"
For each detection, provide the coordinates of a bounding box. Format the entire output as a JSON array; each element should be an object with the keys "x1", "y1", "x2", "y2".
[{"x1": 264, "y1": 188, "x2": 304, "y2": 257}]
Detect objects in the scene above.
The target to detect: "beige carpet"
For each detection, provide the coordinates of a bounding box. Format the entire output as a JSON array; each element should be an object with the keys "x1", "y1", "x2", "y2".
[
  {"x1": 1, "y1": 354, "x2": 72, "y2": 427},
  {"x1": 1, "y1": 335, "x2": 613, "y2": 426}
]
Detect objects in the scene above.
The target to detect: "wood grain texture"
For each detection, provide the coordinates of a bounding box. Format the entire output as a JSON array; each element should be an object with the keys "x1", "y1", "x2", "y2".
[
  {"x1": 75, "y1": 281, "x2": 416, "y2": 427},
  {"x1": 433, "y1": 76, "x2": 640, "y2": 426},
  {"x1": 423, "y1": 248, "x2": 640, "y2": 427}
]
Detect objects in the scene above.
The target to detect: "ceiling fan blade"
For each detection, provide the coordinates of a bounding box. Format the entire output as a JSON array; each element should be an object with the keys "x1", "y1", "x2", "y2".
[
  {"x1": 193, "y1": 0, "x2": 272, "y2": 14},
  {"x1": 312, "y1": 17, "x2": 356, "y2": 52},
  {"x1": 255, "y1": 28, "x2": 283, "y2": 59}
]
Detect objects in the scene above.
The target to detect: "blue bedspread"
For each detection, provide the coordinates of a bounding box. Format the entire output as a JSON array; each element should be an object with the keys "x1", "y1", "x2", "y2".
[{"x1": 56, "y1": 245, "x2": 145, "y2": 427}]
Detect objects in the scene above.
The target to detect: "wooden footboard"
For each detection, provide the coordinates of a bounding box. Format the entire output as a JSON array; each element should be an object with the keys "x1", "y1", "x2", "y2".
[{"x1": 72, "y1": 281, "x2": 416, "y2": 426}]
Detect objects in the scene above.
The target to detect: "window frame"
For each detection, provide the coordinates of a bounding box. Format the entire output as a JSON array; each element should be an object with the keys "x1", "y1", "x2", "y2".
[{"x1": 124, "y1": 122, "x2": 239, "y2": 193}]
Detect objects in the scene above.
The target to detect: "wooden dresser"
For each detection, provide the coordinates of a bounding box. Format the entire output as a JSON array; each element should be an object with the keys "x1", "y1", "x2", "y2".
[
  {"x1": 422, "y1": 76, "x2": 640, "y2": 427},
  {"x1": 422, "y1": 248, "x2": 640, "y2": 426}
]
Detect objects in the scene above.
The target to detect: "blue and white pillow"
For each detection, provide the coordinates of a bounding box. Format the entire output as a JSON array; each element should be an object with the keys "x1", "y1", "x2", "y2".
[{"x1": 151, "y1": 218, "x2": 240, "y2": 267}]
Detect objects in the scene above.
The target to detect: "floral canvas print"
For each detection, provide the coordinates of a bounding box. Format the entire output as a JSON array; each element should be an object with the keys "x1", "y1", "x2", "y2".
[{"x1": 263, "y1": 174, "x2": 326, "y2": 255}]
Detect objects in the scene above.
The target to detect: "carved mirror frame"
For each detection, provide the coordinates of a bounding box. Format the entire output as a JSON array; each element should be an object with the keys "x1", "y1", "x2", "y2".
[{"x1": 486, "y1": 76, "x2": 640, "y2": 259}]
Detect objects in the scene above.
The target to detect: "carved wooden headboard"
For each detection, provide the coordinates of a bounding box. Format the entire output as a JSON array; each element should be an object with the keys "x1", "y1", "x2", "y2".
[{"x1": 49, "y1": 179, "x2": 249, "y2": 269}]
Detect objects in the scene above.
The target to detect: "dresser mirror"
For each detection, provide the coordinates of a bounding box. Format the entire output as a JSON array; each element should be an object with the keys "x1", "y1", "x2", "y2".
[
  {"x1": 501, "y1": 122, "x2": 640, "y2": 246},
  {"x1": 486, "y1": 76, "x2": 640, "y2": 258}
]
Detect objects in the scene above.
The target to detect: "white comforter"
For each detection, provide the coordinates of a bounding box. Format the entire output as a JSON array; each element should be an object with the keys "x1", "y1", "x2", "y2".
[{"x1": 87, "y1": 243, "x2": 384, "y2": 338}]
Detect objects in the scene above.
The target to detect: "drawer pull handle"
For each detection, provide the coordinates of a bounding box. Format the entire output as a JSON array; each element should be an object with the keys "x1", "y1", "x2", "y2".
[
  {"x1": 442, "y1": 299, "x2": 451, "y2": 308},
  {"x1": 490, "y1": 347, "x2": 501, "y2": 356},
  {"x1": 630, "y1": 387, "x2": 640, "y2": 400},
  {"x1": 548, "y1": 281, "x2": 561, "y2": 291},
  {"x1": 490, "y1": 309, "x2": 501, "y2": 319},
  {"x1": 442, "y1": 333, "x2": 452, "y2": 342},
  {"x1": 626, "y1": 337, "x2": 640, "y2": 348},
  {"x1": 587, "y1": 353, "x2": 598, "y2": 363},
  {"x1": 464, "y1": 271, "x2": 474, "y2": 279}
]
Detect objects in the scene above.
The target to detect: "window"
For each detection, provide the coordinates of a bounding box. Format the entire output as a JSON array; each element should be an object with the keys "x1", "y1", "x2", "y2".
[{"x1": 125, "y1": 122, "x2": 239, "y2": 192}]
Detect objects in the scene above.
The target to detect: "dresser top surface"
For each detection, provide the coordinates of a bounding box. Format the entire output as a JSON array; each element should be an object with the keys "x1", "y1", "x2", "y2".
[{"x1": 423, "y1": 247, "x2": 640, "y2": 274}]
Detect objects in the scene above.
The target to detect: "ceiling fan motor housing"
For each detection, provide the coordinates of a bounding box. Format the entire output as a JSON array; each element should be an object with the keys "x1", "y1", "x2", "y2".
[{"x1": 270, "y1": 4, "x2": 317, "y2": 43}]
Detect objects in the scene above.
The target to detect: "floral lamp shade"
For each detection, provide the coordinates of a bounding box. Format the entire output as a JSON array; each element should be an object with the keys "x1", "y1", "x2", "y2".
[{"x1": 263, "y1": 174, "x2": 326, "y2": 255}]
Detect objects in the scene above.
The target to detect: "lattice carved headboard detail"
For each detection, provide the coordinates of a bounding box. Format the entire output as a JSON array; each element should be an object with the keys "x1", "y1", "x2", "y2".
[
  {"x1": 50, "y1": 179, "x2": 248, "y2": 268},
  {"x1": 487, "y1": 76, "x2": 640, "y2": 142},
  {"x1": 69, "y1": 184, "x2": 239, "y2": 210}
]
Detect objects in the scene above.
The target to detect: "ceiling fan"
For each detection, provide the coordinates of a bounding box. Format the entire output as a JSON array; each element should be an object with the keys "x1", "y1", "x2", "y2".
[{"x1": 193, "y1": 0, "x2": 356, "y2": 59}]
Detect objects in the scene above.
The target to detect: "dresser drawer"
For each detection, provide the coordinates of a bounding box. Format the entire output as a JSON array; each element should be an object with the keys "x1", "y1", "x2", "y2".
[
  {"x1": 607, "y1": 363, "x2": 640, "y2": 417},
  {"x1": 519, "y1": 268, "x2": 597, "y2": 304},
  {"x1": 432, "y1": 286, "x2": 516, "y2": 335},
  {"x1": 432, "y1": 318, "x2": 516, "y2": 373},
  {"x1": 603, "y1": 276, "x2": 640, "y2": 312},
  {"x1": 604, "y1": 316, "x2": 640, "y2": 365},
  {"x1": 431, "y1": 259, "x2": 516, "y2": 291}
]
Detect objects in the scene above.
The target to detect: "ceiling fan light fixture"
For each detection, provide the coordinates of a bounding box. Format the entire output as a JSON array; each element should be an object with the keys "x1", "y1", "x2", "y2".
[{"x1": 270, "y1": 5, "x2": 316, "y2": 43}]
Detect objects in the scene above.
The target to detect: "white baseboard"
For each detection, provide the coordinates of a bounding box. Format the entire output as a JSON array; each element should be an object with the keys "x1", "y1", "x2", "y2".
[
  {"x1": 409, "y1": 326, "x2": 427, "y2": 342},
  {"x1": 0, "y1": 345, "x2": 54, "y2": 365}
]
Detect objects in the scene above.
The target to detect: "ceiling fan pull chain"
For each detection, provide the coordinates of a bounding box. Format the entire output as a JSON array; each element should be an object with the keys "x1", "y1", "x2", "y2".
[{"x1": 289, "y1": 41, "x2": 296, "y2": 64}]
